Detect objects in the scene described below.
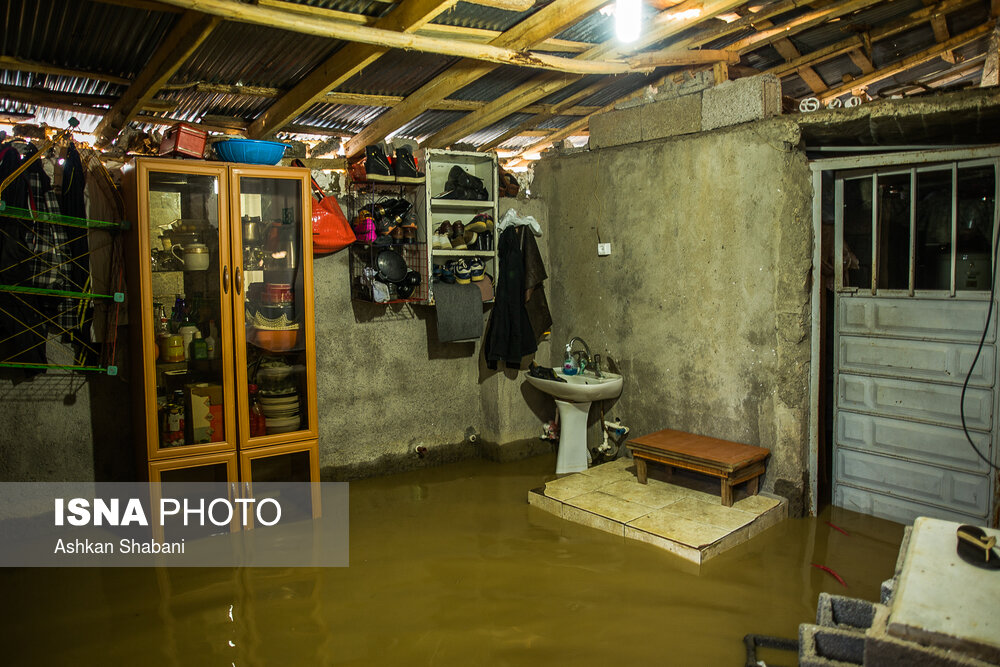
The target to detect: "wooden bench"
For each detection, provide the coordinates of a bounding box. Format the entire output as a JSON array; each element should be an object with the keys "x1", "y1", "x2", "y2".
[{"x1": 626, "y1": 428, "x2": 770, "y2": 507}]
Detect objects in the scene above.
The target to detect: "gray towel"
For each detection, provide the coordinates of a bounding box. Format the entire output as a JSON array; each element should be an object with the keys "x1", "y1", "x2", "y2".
[{"x1": 434, "y1": 282, "x2": 483, "y2": 343}]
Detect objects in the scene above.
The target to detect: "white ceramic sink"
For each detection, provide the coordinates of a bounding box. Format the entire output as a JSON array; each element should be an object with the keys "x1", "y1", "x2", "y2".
[{"x1": 525, "y1": 369, "x2": 623, "y2": 403}]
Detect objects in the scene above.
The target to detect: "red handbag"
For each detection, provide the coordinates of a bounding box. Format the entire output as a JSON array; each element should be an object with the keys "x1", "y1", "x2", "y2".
[{"x1": 294, "y1": 160, "x2": 355, "y2": 255}]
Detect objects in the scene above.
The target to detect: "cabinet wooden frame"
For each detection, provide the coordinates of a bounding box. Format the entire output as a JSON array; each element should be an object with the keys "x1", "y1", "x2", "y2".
[
  {"x1": 124, "y1": 158, "x2": 319, "y2": 479},
  {"x1": 124, "y1": 159, "x2": 237, "y2": 466},
  {"x1": 228, "y1": 165, "x2": 318, "y2": 450},
  {"x1": 147, "y1": 451, "x2": 240, "y2": 542},
  {"x1": 239, "y1": 440, "x2": 321, "y2": 529}
]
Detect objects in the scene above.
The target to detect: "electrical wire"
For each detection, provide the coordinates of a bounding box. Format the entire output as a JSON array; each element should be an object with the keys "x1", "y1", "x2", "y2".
[{"x1": 959, "y1": 212, "x2": 1000, "y2": 472}]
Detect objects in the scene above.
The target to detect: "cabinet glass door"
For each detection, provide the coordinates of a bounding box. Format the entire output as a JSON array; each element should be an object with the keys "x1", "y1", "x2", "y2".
[
  {"x1": 230, "y1": 168, "x2": 316, "y2": 448},
  {"x1": 140, "y1": 162, "x2": 235, "y2": 458}
]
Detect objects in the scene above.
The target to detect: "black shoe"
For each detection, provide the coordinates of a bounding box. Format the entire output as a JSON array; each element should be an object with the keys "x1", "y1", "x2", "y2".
[
  {"x1": 394, "y1": 146, "x2": 425, "y2": 184},
  {"x1": 365, "y1": 145, "x2": 394, "y2": 182}
]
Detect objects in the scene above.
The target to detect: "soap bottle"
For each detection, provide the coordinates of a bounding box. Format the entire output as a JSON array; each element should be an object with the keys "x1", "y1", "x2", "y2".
[{"x1": 562, "y1": 353, "x2": 578, "y2": 375}]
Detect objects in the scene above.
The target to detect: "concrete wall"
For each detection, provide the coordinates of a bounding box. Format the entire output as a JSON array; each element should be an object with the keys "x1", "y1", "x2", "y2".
[
  {"x1": 0, "y1": 199, "x2": 552, "y2": 483},
  {"x1": 311, "y1": 197, "x2": 552, "y2": 479},
  {"x1": 533, "y1": 119, "x2": 814, "y2": 513}
]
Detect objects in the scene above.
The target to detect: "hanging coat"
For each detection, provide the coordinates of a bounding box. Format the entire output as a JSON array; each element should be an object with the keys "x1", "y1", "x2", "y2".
[{"x1": 484, "y1": 226, "x2": 537, "y2": 369}]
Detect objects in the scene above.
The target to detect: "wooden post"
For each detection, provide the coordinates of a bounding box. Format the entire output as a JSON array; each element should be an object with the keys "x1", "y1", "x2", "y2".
[{"x1": 983, "y1": 23, "x2": 1000, "y2": 87}]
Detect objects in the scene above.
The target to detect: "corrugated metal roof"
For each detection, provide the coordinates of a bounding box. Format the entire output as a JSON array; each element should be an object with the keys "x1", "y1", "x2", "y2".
[
  {"x1": 429, "y1": 0, "x2": 534, "y2": 33},
  {"x1": 460, "y1": 111, "x2": 535, "y2": 145},
  {"x1": 1, "y1": 0, "x2": 176, "y2": 80},
  {"x1": 448, "y1": 65, "x2": 543, "y2": 101},
  {"x1": 0, "y1": 0, "x2": 993, "y2": 152},
  {"x1": 338, "y1": 50, "x2": 458, "y2": 96},
  {"x1": 172, "y1": 21, "x2": 342, "y2": 88},
  {"x1": 392, "y1": 109, "x2": 467, "y2": 141},
  {"x1": 552, "y1": 9, "x2": 614, "y2": 45},
  {"x1": 296, "y1": 102, "x2": 388, "y2": 133}
]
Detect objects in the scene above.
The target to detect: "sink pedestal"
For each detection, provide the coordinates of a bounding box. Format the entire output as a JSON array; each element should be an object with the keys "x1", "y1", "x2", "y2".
[{"x1": 555, "y1": 399, "x2": 591, "y2": 474}]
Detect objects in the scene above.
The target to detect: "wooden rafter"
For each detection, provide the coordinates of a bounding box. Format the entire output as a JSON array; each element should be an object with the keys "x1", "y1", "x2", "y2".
[
  {"x1": 724, "y1": 0, "x2": 886, "y2": 54},
  {"x1": 764, "y1": 0, "x2": 981, "y2": 85},
  {"x1": 93, "y1": 11, "x2": 219, "y2": 147},
  {"x1": 256, "y1": 0, "x2": 592, "y2": 53},
  {"x1": 153, "y1": 0, "x2": 652, "y2": 76},
  {"x1": 984, "y1": 23, "x2": 1000, "y2": 86},
  {"x1": 248, "y1": 0, "x2": 461, "y2": 140},
  {"x1": 478, "y1": 80, "x2": 615, "y2": 152},
  {"x1": 418, "y1": 0, "x2": 751, "y2": 152},
  {"x1": 751, "y1": 18, "x2": 827, "y2": 94},
  {"x1": 342, "y1": 0, "x2": 608, "y2": 158},
  {"x1": 424, "y1": 72, "x2": 581, "y2": 148},
  {"x1": 923, "y1": 0, "x2": 956, "y2": 63},
  {"x1": 819, "y1": 22, "x2": 995, "y2": 102},
  {"x1": 0, "y1": 85, "x2": 176, "y2": 114},
  {"x1": 156, "y1": 82, "x2": 600, "y2": 115},
  {"x1": 0, "y1": 57, "x2": 130, "y2": 86}
]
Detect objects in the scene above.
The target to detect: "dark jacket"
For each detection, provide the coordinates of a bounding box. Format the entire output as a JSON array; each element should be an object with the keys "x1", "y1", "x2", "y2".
[{"x1": 484, "y1": 226, "x2": 537, "y2": 369}]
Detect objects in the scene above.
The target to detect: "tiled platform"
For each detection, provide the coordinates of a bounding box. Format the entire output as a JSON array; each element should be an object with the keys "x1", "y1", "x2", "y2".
[{"x1": 528, "y1": 458, "x2": 787, "y2": 564}]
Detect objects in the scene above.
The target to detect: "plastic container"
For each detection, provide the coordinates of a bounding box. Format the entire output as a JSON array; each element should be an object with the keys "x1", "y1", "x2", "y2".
[
  {"x1": 159, "y1": 123, "x2": 208, "y2": 158},
  {"x1": 214, "y1": 138, "x2": 289, "y2": 165}
]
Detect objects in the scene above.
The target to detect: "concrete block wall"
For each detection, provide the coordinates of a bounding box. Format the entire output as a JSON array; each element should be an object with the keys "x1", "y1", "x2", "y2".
[{"x1": 589, "y1": 73, "x2": 782, "y2": 150}]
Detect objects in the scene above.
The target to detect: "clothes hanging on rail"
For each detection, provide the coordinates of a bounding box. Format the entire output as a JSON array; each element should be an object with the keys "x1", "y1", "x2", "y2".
[
  {"x1": 0, "y1": 142, "x2": 46, "y2": 371},
  {"x1": 517, "y1": 225, "x2": 552, "y2": 343},
  {"x1": 484, "y1": 226, "x2": 537, "y2": 370}
]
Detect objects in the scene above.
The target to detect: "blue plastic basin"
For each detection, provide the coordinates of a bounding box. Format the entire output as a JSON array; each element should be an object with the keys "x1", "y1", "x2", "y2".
[{"x1": 214, "y1": 138, "x2": 288, "y2": 165}]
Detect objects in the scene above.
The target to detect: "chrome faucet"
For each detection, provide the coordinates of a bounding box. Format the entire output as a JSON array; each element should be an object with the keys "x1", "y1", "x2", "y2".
[{"x1": 566, "y1": 337, "x2": 601, "y2": 377}]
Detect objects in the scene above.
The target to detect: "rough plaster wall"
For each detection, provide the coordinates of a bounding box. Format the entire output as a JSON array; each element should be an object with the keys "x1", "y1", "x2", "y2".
[
  {"x1": 0, "y1": 348, "x2": 133, "y2": 482},
  {"x1": 533, "y1": 119, "x2": 813, "y2": 512},
  {"x1": 311, "y1": 197, "x2": 551, "y2": 478}
]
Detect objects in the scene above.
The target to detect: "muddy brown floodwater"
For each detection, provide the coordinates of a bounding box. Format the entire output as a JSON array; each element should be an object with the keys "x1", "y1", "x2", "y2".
[{"x1": 1, "y1": 454, "x2": 905, "y2": 666}]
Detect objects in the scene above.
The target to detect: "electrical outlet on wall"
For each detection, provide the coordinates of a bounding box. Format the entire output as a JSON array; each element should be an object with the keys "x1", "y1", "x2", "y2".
[{"x1": 597, "y1": 243, "x2": 611, "y2": 256}]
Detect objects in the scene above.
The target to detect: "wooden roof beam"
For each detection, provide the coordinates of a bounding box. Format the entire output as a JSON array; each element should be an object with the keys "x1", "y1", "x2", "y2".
[
  {"x1": 422, "y1": 0, "x2": 748, "y2": 151},
  {"x1": 984, "y1": 23, "x2": 1000, "y2": 86},
  {"x1": 342, "y1": 0, "x2": 608, "y2": 158},
  {"x1": 0, "y1": 85, "x2": 175, "y2": 114},
  {"x1": 764, "y1": 0, "x2": 981, "y2": 79},
  {"x1": 820, "y1": 22, "x2": 995, "y2": 102},
  {"x1": 923, "y1": 0, "x2": 956, "y2": 63},
  {"x1": 0, "y1": 56, "x2": 131, "y2": 86},
  {"x1": 248, "y1": 0, "x2": 462, "y2": 140},
  {"x1": 155, "y1": 0, "x2": 646, "y2": 77},
  {"x1": 256, "y1": 0, "x2": 592, "y2": 53},
  {"x1": 93, "y1": 11, "x2": 219, "y2": 147},
  {"x1": 478, "y1": 79, "x2": 614, "y2": 152},
  {"x1": 725, "y1": 0, "x2": 887, "y2": 54}
]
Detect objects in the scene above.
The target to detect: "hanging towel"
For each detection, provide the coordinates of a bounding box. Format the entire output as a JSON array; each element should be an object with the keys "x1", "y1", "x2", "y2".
[{"x1": 434, "y1": 281, "x2": 483, "y2": 343}]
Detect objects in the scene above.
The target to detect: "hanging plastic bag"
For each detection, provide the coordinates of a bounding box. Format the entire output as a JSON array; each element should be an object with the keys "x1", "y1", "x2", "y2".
[{"x1": 292, "y1": 159, "x2": 355, "y2": 255}]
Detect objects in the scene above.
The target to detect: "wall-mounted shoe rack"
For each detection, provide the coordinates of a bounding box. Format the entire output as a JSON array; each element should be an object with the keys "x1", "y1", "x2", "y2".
[
  {"x1": 0, "y1": 201, "x2": 126, "y2": 375},
  {"x1": 346, "y1": 180, "x2": 429, "y2": 304},
  {"x1": 419, "y1": 148, "x2": 498, "y2": 306}
]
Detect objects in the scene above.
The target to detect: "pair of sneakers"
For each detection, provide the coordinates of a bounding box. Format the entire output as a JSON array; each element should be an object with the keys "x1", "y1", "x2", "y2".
[
  {"x1": 433, "y1": 258, "x2": 485, "y2": 285},
  {"x1": 363, "y1": 144, "x2": 425, "y2": 184},
  {"x1": 433, "y1": 220, "x2": 468, "y2": 249}
]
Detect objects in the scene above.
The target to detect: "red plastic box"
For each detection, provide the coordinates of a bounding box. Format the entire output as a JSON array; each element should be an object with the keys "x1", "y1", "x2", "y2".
[{"x1": 159, "y1": 123, "x2": 208, "y2": 158}]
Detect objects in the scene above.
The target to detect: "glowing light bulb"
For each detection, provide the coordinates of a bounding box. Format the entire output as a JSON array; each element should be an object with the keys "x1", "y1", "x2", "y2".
[{"x1": 615, "y1": 0, "x2": 641, "y2": 43}]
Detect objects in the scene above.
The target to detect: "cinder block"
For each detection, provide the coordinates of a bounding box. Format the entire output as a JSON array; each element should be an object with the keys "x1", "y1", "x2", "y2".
[
  {"x1": 641, "y1": 93, "x2": 702, "y2": 141},
  {"x1": 589, "y1": 105, "x2": 642, "y2": 149},
  {"x1": 799, "y1": 623, "x2": 865, "y2": 666},
  {"x1": 864, "y1": 603, "x2": 995, "y2": 667},
  {"x1": 816, "y1": 593, "x2": 877, "y2": 630},
  {"x1": 701, "y1": 73, "x2": 782, "y2": 131}
]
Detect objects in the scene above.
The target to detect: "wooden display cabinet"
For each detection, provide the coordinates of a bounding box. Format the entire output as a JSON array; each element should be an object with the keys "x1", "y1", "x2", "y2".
[{"x1": 124, "y1": 158, "x2": 319, "y2": 483}]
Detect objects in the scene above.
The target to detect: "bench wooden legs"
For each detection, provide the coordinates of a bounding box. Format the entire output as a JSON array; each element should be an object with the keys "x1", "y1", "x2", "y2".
[
  {"x1": 635, "y1": 457, "x2": 647, "y2": 484},
  {"x1": 721, "y1": 479, "x2": 734, "y2": 507}
]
